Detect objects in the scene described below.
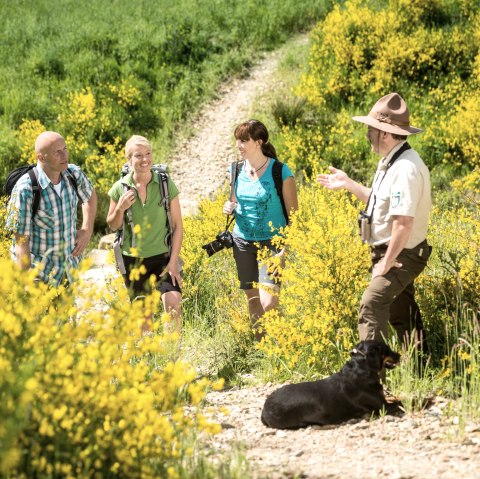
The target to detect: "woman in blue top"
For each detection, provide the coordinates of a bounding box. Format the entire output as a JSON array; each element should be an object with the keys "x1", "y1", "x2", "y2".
[{"x1": 223, "y1": 120, "x2": 298, "y2": 340}]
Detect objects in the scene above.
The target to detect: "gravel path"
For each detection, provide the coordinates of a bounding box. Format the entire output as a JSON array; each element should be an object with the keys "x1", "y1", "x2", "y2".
[{"x1": 205, "y1": 384, "x2": 480, "y2": 479}]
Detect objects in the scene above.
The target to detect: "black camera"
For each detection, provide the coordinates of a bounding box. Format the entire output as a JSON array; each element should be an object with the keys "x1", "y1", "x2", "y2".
[
  {"x1": 202, "y1": 231, "x2": 234, "y2": 257},
  {"x1": 358, "y1": 210, "x2": 371, "y2": 243}
]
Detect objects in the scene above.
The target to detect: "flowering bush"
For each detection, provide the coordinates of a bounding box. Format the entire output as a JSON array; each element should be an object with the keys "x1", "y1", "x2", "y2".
[
  {"x1": 280, "y1": 110, "x2": 371, "y2": 179},
  {"x1": 293, "y1": 0, "x2": 479, "y2": 182},
  {"x1": 299, "y1": 0, "x2": 476, "y2": 105},
  {"x1": 0, "y1": 259, "x2": 223, "y2": 478},
  {"x1": 0, "y1": 198, "x2": 11, "y2": 260},
  {"x1": 181, "y1": 190, "x2": 249, "y2": 339},
  {"x1": 257, "y1": 182, "x2": 370, "y2": 372},
  {"x1": 17, "y1": 120, "x2": 45, "y2": 164},
  {"x1": 417, "y1": 203, "x2": 480, "y2": 327}
]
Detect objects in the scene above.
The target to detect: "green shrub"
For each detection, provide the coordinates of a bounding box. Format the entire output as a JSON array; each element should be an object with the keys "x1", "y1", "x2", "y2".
[{"x1": 0, "y1": 0, "x2": 333, "y2": 196}]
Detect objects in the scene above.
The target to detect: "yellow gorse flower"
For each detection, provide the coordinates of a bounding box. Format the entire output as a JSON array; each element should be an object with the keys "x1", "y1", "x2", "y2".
[{"x1": 0, "y1": 254, "x2": 221, "y2": 477}]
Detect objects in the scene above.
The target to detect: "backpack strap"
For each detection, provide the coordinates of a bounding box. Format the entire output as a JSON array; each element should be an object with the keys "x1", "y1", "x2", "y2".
[
  {"x1": 119, "y1": 183, "x2": 136, "y2": 248},
  {"x1": 157, "y1": 169, "x2": 172, "y2": 252},
  {"x1": 113, "y1": 181, "x2": 135, "y2": 275},
  {"x1": 272, "y1": 159, "x2": 288, "y2": 223},
  {"x1": 28, "y1": 167, "x2": 41, "y2": 218},
  {"x1": 64, "y1": 170, "x2": 80, "y2": 200},
  {"x1": 229, "y1": 161, "x2": 241, "y2": 201}
]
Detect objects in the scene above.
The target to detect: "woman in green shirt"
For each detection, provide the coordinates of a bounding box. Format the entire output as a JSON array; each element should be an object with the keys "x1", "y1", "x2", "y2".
[{"x1": 107, "y1": 135, "x2": 183, "y2": 335}]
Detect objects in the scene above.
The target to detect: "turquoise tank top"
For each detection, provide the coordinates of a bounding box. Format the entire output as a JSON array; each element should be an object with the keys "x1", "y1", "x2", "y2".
[{"x1": 233, "y1": 159, "x2": 293, "y2": 241}]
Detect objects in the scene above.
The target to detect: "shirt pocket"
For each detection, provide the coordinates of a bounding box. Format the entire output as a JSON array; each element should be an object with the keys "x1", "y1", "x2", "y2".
[
  {"x1": 372, "y1": 189, "x2": 390, "y2": 225},
  {"x1": 34, "y1": 209, "x2": 55, "y2": 230}
]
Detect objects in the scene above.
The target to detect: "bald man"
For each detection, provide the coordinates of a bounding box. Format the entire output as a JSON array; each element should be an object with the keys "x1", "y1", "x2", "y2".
[{"x1": 6, "y1": 131, "x2": 97, "y2": 285}]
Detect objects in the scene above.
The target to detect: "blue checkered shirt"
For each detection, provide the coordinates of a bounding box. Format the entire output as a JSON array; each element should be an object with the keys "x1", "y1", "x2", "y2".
[{"x1": 6, "y1": 164, "x2": 94, "y2": 285}]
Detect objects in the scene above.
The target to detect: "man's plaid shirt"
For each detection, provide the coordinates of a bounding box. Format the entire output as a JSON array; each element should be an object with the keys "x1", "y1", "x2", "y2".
[{"x1": 6, "y1": 164, "x2": 94, "y2": 284}]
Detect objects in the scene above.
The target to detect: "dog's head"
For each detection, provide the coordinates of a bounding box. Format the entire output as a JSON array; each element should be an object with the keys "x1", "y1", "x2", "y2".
[{"x1": 350, "y1": 340, "x2": 400, "y2": 371}]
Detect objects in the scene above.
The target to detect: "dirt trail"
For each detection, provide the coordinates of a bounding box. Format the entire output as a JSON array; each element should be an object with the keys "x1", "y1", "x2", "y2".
[
  {"x1": 204, "y1": 383, "x2": 480, "y2": 479},
  {"x1": 168, "y1": 38, "x2": 305, "y2": 216}
]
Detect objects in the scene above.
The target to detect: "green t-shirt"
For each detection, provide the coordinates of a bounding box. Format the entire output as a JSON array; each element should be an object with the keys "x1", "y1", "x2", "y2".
[{"x1": 108, "y1": 171, "x2": 179, "y2": 258}]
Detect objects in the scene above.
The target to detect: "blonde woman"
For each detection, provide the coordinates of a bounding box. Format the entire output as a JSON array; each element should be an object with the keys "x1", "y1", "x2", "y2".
[{"x1": 107, "y1": 135, "x2": 183, "y2": 334}]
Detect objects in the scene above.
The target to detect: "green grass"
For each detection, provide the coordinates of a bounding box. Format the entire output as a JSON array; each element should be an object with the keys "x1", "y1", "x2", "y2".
[{"x1": 0, "y1": 0, "x2": 334, "y2": 188}]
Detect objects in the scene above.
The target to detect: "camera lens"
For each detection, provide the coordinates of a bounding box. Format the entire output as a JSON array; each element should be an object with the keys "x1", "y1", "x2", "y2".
[
  {"x1": 202, "y1": 239, "x2": 224, "y2": 257},
  {"x1": 202, "y1": 230, "x2": 234, "y2": 257}
]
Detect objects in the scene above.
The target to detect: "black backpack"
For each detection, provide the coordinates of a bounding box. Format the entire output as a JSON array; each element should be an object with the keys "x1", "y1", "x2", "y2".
[
  {"x1": 4, "y1": 164, "x2": 79, "y2": 217},
  {"x1": 230, "y1": 159, "x2": 288, "y2": 222}
]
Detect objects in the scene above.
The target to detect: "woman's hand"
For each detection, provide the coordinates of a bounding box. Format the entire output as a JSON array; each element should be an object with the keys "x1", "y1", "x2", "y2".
[
  {"x1": 223, "y1": 200, "x2": 236, "y2": 215},
  {"x1": 271, "y1": 249, "x2": 286, "y2": 277},
  {"x1": 117, "y1": 190, "x2": 136, "y2": 212},
  {"x1": 162, "y1": 258, "x2": 182, "y2": 288}
]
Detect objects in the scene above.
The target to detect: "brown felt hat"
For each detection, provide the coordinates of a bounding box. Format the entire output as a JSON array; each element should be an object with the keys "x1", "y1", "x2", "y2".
[{"x1": 352, "y1": 92, "x2": 422, "y2": 136}]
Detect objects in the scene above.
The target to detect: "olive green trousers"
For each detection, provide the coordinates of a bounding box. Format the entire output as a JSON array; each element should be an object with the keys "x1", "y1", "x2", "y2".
[{"x1": 358, "y1": 239, "x2": 431, "y2": 350}]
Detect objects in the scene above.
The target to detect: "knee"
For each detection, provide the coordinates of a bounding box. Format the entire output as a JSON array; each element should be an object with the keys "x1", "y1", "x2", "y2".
[
  {"x1": 168, "y1": 302, "x2": 182, "y2": 316},
  {"x1": 361, "y1": 287, "x2": 391, "y2": 310},
  {"x1": 163, "y1": 292, "x2": 182, "y2": 314},
  {"x1": 260, "y1": 292, "x2": 279, "y2": 312}
]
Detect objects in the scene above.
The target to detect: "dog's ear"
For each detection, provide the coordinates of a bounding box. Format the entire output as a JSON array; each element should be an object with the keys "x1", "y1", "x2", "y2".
[
  {"x1": 351, "y1": 341, "x2": 369, "y2": 356},
  {"x1": 382, "y1": 345, "x2": 401, "y2": 369}
]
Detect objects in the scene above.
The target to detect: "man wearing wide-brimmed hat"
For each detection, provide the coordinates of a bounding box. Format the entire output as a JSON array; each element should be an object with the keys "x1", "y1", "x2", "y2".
[{"x1": 317, "y1": 92, "x2": 431, "y2": 352}]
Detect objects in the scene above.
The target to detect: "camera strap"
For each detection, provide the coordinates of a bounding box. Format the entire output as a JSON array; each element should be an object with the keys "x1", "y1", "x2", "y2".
[
  {"x1": 229, "y1": 160, "x2": 241, "y2": 201},
  {"x1": 225, "y1": 160, "x2": 242, "y2": 230},
  {"x1": 365, "y1": 142, "x2": 411, "y2": 217},
  {"x1": 225, "y1": 215, "x2": 235, "y2": 231}
]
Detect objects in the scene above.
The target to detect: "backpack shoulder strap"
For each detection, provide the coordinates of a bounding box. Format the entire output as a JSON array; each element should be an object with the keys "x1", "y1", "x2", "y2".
[
  {"x1": 229, "y1": 161, "x2": 241, "y2": 201},
  {"x1": 28, "y1": 167, "x2": 41, "y2": 218},
  {"x1": 157, "y1": 169, "x2": 170, "y2": 209},
  {"x1": 157, "y1": 168, "x2": 173, "y2": 252},
  {"x1": 272, "y1": 159, "x2": 288, "y2": 222},
  {"x1": 65, "y1": 168, "x2": 81, "y2": 202},
  {"x1": 113, "y1": 174, "x2": 134, "y2": 274},
  {"x1": 66, "y1": 174, "x2": 79, "y2": 198},
  {"x1": 122, "y1": 183, "x2": 135, "y2": 247}
]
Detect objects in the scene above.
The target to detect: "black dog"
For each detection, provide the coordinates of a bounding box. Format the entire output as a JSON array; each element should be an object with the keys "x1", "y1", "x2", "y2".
[{"x1": 261, "y1": 340, "x2": 400, "y2": 429}]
